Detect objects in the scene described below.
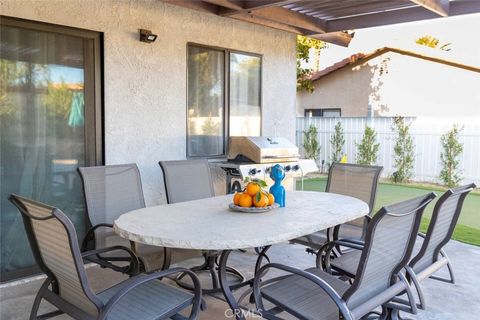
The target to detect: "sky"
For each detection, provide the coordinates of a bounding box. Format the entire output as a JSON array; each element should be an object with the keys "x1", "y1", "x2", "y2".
[
  {"x1": 49, "y1": 64, "x2": 84, "y2": 84},
  {"x1": 317, "y1": 12, "x2": 480, "y2": 70}
]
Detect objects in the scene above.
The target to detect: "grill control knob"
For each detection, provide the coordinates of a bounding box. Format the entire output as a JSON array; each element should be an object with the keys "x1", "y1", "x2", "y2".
[
  {"x1": 249, "y1": 168, "x2": 261, "y2": 176},
  {"x1": 292, "y1": 165, "x2": 300, "y2": 172},
  {"x1": 284, "y1": 165, "x2": 291, "y2": 172}
]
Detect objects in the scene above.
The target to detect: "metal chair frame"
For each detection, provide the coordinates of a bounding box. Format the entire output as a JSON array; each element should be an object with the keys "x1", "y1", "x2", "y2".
[
  {"x1": 327, "y1": 163, "x2": 383, "y2": 245},
  {"x1": 253, "y1": 193, "x2": 435, "y2": 320},
  {"x1": 406, "y1": 183, "x2": 476, "y2": 310},
  {"x1": 10, "y1": 194, "x2": 202, "y2": 320},
  {"x1": 159, "y1": 159, "x2": 245, "y2": 294},
  {"x1": 318, "y1": 184, "x2": 475, "y2": 317},
  {"x1": 78, "y1": 164, "x2": 169, "y2": 274},
  {"x1": 293, "y1": 163, "x2": 383, "y2": 257}
]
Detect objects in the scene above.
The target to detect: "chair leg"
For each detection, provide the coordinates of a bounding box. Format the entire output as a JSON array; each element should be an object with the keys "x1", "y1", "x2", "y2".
[
  {"x1": 161, "y1": 247, "x2": 173, "y2": 271},
  {"x1": 200, "y1": 298, "x2": 208, "y2": 311},
  {"x1": 30, "y1": 290, "x2": 43, "y2": 320},
  {"x1": 429, "y1": 249, "x2": 455, "y2": 284},
  {"x1": 390, "y1": 309, "x2": 415, "y2": 320},
  {"x1": 30, "y1": 279, "x2": 63, "y2": 320},
  {"x1": 405, "y1": 267, "x2": 426, "y2": 310},
  {"x1": 176, "y1": 252, "x2": 245, "y2": 294},
  {"x1": 443, "y1": 249, "x2": 455, "y2": 284}
]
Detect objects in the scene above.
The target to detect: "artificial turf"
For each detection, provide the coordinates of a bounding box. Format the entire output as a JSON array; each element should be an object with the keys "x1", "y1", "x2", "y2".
[{"x1": 297, "y1": 177, "x2": 480, "y2": 246}]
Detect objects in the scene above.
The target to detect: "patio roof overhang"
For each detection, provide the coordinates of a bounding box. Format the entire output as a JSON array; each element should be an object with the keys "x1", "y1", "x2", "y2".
[{"x1": 162, "y1": 0, "x2": 480, "y2": 46}]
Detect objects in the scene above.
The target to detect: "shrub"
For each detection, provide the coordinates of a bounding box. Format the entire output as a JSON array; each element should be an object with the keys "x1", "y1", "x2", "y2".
[
  {"x1": 356, "y1": 126, "x2": 380, "y2": 165},
  {"x1": 391, "y1": 116, "x2": 415, "y2": 183},
  {"x1": 439, "y1": 125, "x2": 464, "y2": 188},
  {"x1": 330, "y1": 121, "x2": 345, "y2": 164},
  {"x1": 303, "y1": 124, "x2": 321, "y2": 160}
]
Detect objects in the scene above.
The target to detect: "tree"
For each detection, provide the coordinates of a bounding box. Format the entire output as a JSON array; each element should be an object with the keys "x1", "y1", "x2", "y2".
[
  {"x1": 391, "y1": 116, "x2": 415, "y2": 183},
  {"x1": 44, "y1": 80, "x2": 73, "y2": 119},
  {"x1": 439, "y1": 125, "x2": 464, "y2": 187},
  {"x1": 303, "y1": 124, "x2": 321, "y2": 161},
  {"x1": 356, "y1": 126, "x2": 380, "y2": 165},
  {"x1": 296, "y1": 35, "x2": 326, "y2": 92},
  {"x1": 415, "y1": 35, "x2": 451, "y2": 51},
  {"x1": 330, "y1": 121, "x2": 345, "y2": 163}
]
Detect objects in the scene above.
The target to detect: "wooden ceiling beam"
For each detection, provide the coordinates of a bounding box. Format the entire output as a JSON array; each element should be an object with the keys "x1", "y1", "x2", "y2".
[
  {"x1": 409, "y1": 0, "x2": 450, "y2": 17},
  {"x1": 229, "y1": 6, "x2": 327, "y2": 33},
  {"x1": 162, "y1": 0, "x2": 219, "y2": 14},
  {"x1": 326, "y1": 1, "x2": 480, "y2": 32},
  {"x1": 230, "y1": 12, "x2": 307, "y2": 34},
  {"x1": 203, "y1": 0, "x2": 243, "y2": 11},
  {"x1": 309, "y1": 31, "x2": 354, "y2": 47},
  {"x1": 219, "y1": 0, "x2": 304, "y2": 16}
]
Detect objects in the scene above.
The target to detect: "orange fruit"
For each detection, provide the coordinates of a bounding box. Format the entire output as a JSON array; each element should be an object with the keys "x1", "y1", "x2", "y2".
[
  {"x1": 238, "y1": 193, "x2": 253, "y2": 207},
  {"x1": 246, "y1": 182, "x2": 261, "y2": 197},
  {"x1": 233, "y1": 192, "x2": 241, "y2": 205},
  {"x1": 267, "y1": 193, "x2": 275, "y2": 206},
  {"x1": 253, "y1": 192, "x2": 269, "y2": 207}
]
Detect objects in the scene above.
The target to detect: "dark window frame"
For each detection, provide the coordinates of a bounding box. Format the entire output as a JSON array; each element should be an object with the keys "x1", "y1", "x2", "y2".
[
  {"x1": 186, "y1": 43, "x2": 262, "y2": 159},
  {"x1": 0, "y1": 16, "x2": 104, "y2": 282},
  {"x1": 304, "y1": 108, "x2": 341, "y2": 117}
]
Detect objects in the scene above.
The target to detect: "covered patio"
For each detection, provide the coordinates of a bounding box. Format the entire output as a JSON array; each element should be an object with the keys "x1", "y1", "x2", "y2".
[{"x1": 1, "y1": 1, "x2": 479, "y2": 319}]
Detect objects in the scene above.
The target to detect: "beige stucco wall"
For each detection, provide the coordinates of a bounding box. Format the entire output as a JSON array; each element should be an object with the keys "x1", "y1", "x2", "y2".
[
  {"x1": 1, "y1": 0, "x2": 297, "y2": 205},
  {"x1": 296, "y1": 65, "x2": 371, "y2": 117}
]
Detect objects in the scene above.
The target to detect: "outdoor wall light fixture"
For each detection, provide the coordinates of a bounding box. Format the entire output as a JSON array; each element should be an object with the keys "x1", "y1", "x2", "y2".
[{"x1": 139, "y1": 29, "x2": 157, "y2": 43}]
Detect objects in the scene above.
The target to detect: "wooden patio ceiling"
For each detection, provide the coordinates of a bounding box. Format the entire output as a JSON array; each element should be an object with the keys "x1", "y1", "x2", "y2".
[{"x1": 162, "y1": 0, "x2": 480, "y2": 46}]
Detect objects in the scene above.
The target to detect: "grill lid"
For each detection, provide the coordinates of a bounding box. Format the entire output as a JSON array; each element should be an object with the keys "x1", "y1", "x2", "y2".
[{"x1": 228, "y1": 136, "x2": 299, "y2": 164}]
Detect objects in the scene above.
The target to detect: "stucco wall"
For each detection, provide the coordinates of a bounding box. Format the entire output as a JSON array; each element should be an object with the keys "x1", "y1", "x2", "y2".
[
  {"x1": 1, "y1": 0, "x2": 297, "y2": 205},
  {"x1": 296, "y1": 65, "x2": 371, "y2": 117}
]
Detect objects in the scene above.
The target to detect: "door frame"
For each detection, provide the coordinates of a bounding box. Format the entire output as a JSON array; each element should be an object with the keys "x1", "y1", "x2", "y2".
[{"x1": 0, "y1": 16, "x2": 104, "y2": 282}]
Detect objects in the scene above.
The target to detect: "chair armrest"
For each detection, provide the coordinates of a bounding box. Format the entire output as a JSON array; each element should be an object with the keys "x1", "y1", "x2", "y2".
[
  {"x1": 317, "y1": 239, "x2": 364, "y2": 271},
  {"x1": 81, "y1": 223, "x2": 114, "y2": 251},
  {"x1": 332, "y1": 215, "x2": 369, "y2": 254},
  {"x1": 334, "y1": 239, "x2": 364, "y2": 249},
  {"x1": 253, "y1": 263, "x2": 354, "y2": 320},
  {"x1": 97, "y1": 267, "x2": 202, "y2": 320},
  {"x1": 82, "y1": 245, "x2": 140, "y2": 275},
  {"x1": 350, "y1": 272, "x2": 416, "y2": 319}
]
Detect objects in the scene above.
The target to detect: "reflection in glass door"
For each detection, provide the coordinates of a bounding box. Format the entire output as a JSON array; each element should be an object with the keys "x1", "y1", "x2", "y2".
[{"x1": 0, "y1": 17, "x2": 102, "y2": 281}]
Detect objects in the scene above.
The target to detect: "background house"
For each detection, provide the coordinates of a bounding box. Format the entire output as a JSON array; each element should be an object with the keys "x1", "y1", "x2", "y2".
[{"x1": 297, "y1": 47, "x2": 480, "y2": 119}]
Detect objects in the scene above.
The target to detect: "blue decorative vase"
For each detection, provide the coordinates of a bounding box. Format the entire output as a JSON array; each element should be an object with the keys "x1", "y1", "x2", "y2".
[{"x1": 269, "y1": 164, "x2": 286, "y2": 207}]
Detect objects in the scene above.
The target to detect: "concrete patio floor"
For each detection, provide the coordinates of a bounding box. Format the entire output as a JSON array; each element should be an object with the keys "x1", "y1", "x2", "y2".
[{"x1": 1, "y1": 241, "x2": 479, "y2": 319}]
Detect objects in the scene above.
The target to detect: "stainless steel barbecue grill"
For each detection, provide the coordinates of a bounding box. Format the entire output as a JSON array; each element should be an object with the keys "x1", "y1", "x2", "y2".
[{"x1": 211, "y1": 136, "x2": 318, "y2": 193}]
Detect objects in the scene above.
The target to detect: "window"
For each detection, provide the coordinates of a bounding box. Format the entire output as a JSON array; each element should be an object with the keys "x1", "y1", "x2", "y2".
[
  {"x1": 305, "y1": 108, "x2": 341, "y2": 118},
  {"x1": 187, "y1": 44, "x2": 261, "y2": 157},
  {"x1": 0, "y1": 17, "x2": 103, "y2": 281}
]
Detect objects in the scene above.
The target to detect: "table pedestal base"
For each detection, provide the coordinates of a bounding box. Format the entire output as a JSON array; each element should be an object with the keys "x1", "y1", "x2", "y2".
[{"x1": 176, "y1": 252, "x2": 246, "y2": 294}]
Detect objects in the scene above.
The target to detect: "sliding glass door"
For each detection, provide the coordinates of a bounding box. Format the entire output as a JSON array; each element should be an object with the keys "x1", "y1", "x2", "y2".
[{"x1": 0, "y1": 17, "x2": 102, "y2": 281}]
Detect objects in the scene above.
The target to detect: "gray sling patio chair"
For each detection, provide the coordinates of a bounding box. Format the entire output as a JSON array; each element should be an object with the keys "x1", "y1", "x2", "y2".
[
  {"x1": 322, "y1": 183, "x2": 475, "y2": 309},
  {"x1": 291, "y1": 163, "x2": 383, "y2": 254},
  {"x1": 159, "y1": 159, "x2": 245, "y2": 293},
  {"x1": 405, "y1": 183, "x2": 476, "y2": 311},
  {"x1": 253, "y1": 193, "x2": 435, "y2": 320},
  {"x1": 78, "y1": 164, "x2": 167, "y2": 273},
  {"x1": 9, "y1": 194, "x2": 202, "y2": 320}
]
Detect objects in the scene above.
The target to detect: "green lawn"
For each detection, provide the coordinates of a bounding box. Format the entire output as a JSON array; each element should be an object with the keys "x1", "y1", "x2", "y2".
[{"x1": 297, "y1": 177, "x2": 480, "y2": 246}]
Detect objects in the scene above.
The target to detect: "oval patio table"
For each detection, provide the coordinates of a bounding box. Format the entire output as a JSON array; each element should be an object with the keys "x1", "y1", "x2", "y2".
[{"x1": 114, "y1": 190, "x2": 369, "y2": 320}]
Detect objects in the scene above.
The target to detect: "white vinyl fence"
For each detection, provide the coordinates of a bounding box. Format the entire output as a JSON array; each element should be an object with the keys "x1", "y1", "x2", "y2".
[{"x1": 296, "y1": 117, "x2": 480, "y2": 185}]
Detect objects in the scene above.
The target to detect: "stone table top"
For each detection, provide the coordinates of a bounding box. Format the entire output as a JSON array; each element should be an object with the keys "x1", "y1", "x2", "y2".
[{"x1": 114, "y1": 191, "x2": 369, "y2": 250}]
